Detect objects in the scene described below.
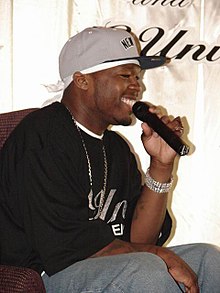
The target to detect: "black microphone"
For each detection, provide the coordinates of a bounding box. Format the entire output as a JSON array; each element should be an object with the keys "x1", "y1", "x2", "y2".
[{"x1": 132, "y1": 101, "x2": 190, "y2": 156}]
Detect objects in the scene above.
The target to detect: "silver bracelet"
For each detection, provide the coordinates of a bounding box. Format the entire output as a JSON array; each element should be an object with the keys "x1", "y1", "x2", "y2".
[{"x1": 145, "y1": 168, "x2": 173, "y2": 194}]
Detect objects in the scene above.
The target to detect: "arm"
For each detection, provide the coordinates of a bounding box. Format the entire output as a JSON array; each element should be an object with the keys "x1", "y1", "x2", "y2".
[
  {"x1": 91, "y1": 239, "x2": 199, "y2": 293},
  {"x1": 91, "y1": 112, "x2": 200, "y2": 292},
  {"x1": 131, "y1": 112, "x2": 182, "y2": 244},
  {"x1": 131, "y1": 162, "x2": 173, "y2": 244}
]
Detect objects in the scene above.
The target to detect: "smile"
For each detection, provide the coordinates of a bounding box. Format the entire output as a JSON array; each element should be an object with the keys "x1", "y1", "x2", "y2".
[{"x1": 121, "y1": 97, "x2": 136, "y2": 108}]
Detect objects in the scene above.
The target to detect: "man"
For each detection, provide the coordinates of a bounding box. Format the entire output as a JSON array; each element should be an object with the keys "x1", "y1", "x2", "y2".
[{"x1": 1, "y1": 27, "x2": 220, "y2": 292}]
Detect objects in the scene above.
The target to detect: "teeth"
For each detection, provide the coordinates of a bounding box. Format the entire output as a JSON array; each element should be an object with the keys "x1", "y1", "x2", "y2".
[{"x1": 121, "y1": 98, "x2": 136, "y2": 107}]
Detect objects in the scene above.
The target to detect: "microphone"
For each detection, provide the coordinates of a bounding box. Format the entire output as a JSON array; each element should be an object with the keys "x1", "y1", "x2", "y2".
[{"x1": 132, "y1": 101, "x2": 190, "y2": 156}]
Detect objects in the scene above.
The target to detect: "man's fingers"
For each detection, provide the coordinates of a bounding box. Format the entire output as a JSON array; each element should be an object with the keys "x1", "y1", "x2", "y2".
[{"x1": 160, "y1": 115, "x2": 184, "y2": 136}]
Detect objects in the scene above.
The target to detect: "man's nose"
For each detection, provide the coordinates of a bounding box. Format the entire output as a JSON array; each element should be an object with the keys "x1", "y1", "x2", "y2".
[{"x1": 128, "y1": 77, "x2": 141, "y2": 93}]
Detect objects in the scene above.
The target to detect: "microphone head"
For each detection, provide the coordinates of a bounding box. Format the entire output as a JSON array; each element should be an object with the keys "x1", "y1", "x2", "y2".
[
  {"x1": 132, "y1": 101, "x2": 150, "y2": 121},
  {"x1": 132, "y1": 101, "x2": 190, "y2": 156}
]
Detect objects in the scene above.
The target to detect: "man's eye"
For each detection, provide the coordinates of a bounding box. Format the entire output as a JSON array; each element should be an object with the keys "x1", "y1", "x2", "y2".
[{"x1": 120, "y1": 74, "x2": 140, "y2": 80}]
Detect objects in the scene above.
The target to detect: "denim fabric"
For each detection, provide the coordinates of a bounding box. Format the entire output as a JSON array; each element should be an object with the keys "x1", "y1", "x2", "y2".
[
  {"x1": 169, "y1": 243, "x2": 220, "y2": 293},
  {"x1": 42, "y1": 243, "x2": 220, "y2": 292}
]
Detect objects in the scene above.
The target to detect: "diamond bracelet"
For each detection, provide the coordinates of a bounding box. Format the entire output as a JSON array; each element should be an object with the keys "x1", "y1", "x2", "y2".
[{"x1": 145, "y1": 168, "x2": 173, "y2": 194}]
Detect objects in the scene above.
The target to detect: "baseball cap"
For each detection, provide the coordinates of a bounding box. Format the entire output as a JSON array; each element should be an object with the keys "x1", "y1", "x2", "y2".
[{"x1": 59, "y1": 27, "x2": 168, "y2": 88}]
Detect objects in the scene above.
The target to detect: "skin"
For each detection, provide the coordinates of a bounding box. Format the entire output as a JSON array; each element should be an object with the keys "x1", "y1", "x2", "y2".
[{"x1": 61, "y1": 63, "x2": 199, "y2": 293}]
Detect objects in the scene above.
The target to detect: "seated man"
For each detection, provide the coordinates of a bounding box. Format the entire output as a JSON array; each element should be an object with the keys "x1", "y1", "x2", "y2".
[{"x1": 1, "y1": 26, "x2": 220, "y2": 293}]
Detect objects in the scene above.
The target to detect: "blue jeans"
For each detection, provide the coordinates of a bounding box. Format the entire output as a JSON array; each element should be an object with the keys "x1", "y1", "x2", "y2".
[{"x1": 42, "y1": 243, "x2": 220, "y2": 292}]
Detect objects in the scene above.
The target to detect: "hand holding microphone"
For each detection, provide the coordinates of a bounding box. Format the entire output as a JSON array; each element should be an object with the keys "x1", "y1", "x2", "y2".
[{"x1": 132, "y1": 101, "x2": 190, "y2": 156}]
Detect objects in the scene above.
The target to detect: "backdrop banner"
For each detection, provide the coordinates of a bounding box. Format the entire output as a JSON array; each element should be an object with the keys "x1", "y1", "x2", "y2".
[{"x1": 0, "y1": 0, "x2": 220, "y2": 246}]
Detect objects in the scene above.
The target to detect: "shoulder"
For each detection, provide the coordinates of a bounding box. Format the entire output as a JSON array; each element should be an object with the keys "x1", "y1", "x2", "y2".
[
  {"x1": 3, "y1": 102, "x2": 73, "y2": 150},
  {"x1": 19, "y1": 102, "x2": 67, "y2": 128}
]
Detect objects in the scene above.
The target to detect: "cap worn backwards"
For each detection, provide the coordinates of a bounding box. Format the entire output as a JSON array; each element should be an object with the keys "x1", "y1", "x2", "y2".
[{"x1": 59, "y1": 26, "x2": 168, "y2": 88}]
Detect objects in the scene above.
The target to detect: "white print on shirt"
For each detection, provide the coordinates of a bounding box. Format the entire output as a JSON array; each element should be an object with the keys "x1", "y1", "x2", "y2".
[
  {"x1": 111, "y1": 224, "x2": 125, "y2": 236},
  {"x1": 88, "y1": 189, "x2": 128, "y2": 225}
]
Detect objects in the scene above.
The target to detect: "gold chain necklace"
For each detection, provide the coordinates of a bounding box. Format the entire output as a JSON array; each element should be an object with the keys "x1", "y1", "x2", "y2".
[{"x1": 66, "y1": 106, "x2": 108, "y2": 217}]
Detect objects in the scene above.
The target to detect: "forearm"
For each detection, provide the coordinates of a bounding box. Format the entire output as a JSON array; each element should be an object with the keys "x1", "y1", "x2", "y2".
[
  {"x1": 130, "y1": 161, "x2": 173, "y2": 244},
  {"x1": 90, "y1": 239, "x2": 155, "y2": 258},
  {"x1": 90, "y1": 239, "x2": 199, "y2": 292},
  {"x1": 90, "y1": 238, "x2": 186, "y2": 267}
]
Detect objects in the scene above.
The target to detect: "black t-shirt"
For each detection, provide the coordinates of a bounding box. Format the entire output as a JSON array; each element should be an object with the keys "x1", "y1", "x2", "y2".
[{"x1": 0, "y1": 102, "x2": 171, "y2": 276}]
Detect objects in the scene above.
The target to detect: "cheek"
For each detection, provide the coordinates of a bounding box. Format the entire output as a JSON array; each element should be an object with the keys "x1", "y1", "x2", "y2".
[{"x1": 95, "y1": 83, "x2": 121, "y2": 107}]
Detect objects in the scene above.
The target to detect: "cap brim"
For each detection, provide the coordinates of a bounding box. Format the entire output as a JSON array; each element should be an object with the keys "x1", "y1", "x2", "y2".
[
  {"x1": 103, "y1": 56, "x2": 169, "y2": 70},
  {"x1": 137, "y1": 56, "x2": 169, "y2": 70}
]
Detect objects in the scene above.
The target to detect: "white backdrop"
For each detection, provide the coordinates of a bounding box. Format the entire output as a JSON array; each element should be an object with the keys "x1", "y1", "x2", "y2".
[{"x1": 0, "y1": 0, "x2": 220, "y2": 247}]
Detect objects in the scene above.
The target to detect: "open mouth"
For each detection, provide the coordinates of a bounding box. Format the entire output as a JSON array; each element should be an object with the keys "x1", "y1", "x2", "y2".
[{"x1": 121, "y1": 97, "x2": 136, "y2": 111}]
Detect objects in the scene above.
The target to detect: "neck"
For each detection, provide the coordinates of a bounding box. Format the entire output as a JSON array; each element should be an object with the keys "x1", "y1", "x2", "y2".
[
  {"x1": 74, "y1": 120, "x2": 104, "y2": 139},
  {"x1": 62, "y1": 100, "x2": 107, "y2": 136}
]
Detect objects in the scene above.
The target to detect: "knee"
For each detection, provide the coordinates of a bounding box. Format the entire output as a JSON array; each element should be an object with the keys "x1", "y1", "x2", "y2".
[
  {"x1": 191, "y1": 243, "x2": 220, "y2": 270},
  {"x1": 128, "y1": 252, "x2": 168, "y2": 277},
  {"x1": 127, "y1": 253, "x2": 177, "y2": 289},
  {"x1": 194, "y1": 243, "x2": 220, "y2": 258},
  {"x1": 202, "y1": 243, "x2": 220, "y2": 262},
  {"x1": 130, "y1": 252, "x2": 166, "y2": 268}
]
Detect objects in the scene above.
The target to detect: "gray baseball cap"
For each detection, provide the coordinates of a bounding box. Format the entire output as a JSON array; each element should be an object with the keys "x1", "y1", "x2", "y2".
[{"x1": 59, "y1": 27, "x2": 167, "y2": 83}]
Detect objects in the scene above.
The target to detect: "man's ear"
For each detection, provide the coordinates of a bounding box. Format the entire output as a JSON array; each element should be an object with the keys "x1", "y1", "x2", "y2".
[{"x1": 73, "y1": 72, "x2": 89, "y2": 90}]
